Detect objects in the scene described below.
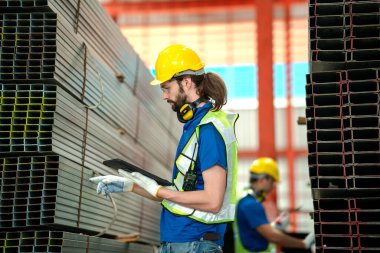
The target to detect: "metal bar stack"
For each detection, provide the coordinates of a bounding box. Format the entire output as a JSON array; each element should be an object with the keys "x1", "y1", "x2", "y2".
[
  {"x1": 307, "y1": 1, "x2": 380, "y2": 252},
  {"x1": 0, "y1": 0, "x2": 180, "y2": 250},
  {"x1": 0, "y1": 230, "x2": 156, "y2": 253},
  {"x1": 310, "y1": 0, "x2": 380, "y2": 72}
]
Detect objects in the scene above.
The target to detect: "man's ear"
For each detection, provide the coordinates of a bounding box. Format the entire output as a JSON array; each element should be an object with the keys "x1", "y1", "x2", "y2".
[{"x1": 182, "y1": 76, "x2": 193, "y2": 89}]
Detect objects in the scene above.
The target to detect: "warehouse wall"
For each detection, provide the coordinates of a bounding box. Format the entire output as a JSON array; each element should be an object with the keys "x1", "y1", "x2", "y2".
[{"x1": 232, "y1": 106, "x2": 313, "y2": 233}]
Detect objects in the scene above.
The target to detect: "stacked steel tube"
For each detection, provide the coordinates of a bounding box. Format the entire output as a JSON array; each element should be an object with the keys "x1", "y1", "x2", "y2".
[
  {"x1": 0, "y1": 0, "x2": 180, "y2": 250},
  {"x1": 309, "y1": 0, "x2": 380, "y2": 72},
  {"x1": 0, "y1": 230, "x2": 156, "y2": 253},
  {"x1": 307, "y1": 1, "x2": 380, "y2": 252}
]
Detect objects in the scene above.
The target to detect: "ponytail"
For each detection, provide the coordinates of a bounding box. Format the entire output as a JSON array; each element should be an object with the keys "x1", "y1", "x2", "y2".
[{"x1": 191, "y1": 72, "x2": 227, "y2": 111}]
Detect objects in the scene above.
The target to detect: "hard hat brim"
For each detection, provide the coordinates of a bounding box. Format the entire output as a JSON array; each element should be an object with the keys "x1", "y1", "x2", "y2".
[{"x1": 150, "y1": 79, "x2": 162, "y2": 85}]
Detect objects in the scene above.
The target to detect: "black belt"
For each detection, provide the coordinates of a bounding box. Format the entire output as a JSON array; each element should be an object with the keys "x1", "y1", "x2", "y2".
[{"x1": 201, "y1": 232, "x2": 220, "y2": 241}]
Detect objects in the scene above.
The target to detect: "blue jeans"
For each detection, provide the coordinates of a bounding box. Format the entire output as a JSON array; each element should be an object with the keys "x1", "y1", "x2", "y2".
[{"x1": 159, "y1": 241, "x2": 223, "y2": 253}]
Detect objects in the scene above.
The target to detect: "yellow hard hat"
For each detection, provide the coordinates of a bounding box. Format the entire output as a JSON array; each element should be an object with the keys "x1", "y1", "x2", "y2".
[
  {"x1": 249, "y1": 157, "x2": 279, "y2": 183},
  {"x1": 150, "y1": 44, "x2": 205, "y2": 85}
]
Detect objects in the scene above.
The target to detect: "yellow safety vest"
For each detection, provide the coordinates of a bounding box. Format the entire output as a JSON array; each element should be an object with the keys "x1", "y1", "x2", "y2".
[
  {"x1": 162, "y1": 110, "x2": 239, "y2": 224},
  {"x1": 233, "y1": 220, "x2": 275, "y2": 253}
]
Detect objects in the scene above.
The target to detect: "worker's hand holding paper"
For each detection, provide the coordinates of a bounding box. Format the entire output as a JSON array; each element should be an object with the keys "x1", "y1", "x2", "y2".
[
  {"x1": 118, "y1": 170, "x2": 163, "y2": 198},
  {"x1": 89, "y1": 175, "x2": 134, "y2": 197}
]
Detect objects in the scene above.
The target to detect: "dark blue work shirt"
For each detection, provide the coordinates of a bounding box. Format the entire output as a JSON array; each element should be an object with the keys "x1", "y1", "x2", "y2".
[{"x1": 236, "y1": 194, "x2": 270, "y2": 251}]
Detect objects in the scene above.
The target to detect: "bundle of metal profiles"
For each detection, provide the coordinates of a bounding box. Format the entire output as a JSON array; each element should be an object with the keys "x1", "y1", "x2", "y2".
[
  {"x1": 307, "y1": 1, "x2": 380, "y2": 252},
  {"x1": 0, "y1": 83, "x2": 176, "y2": 177},
  {"x1": 306, "y1": 69, "x2": 380, "y2": 191},
  {"x1": 0, "y1": 230, "x2": 157, "y2": 253},
  {"x1": 0, "y1": 5, "x2": 180, "y2": 168},
  {"x1": 0, "y1": 0, "x2": 181, "y2": 247},
  {"x1": 0, "y1": 87, "x2": 167, "y2": 241},
  {"x1": 309, "y1": 0, "x2": 380, "y2": 72},
  {"x1": 0, "y1": 154, "x2": 161, "y2": 242},
  {"x1": 306, "y1": 72, "x2": 380, "y2": 250}
]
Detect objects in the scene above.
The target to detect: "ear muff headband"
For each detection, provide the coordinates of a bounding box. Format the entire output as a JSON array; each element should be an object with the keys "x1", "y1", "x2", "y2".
[{"x1": 177, "y1": 98, "x2": 203, "y2": 123}]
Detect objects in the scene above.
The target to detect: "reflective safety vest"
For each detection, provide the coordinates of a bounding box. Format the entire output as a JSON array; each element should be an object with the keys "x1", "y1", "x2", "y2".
[
  {"x1": 162, "y1": 110, "x2": 239, "y2": 224},
  {"x1": 233, "y1": 221, "x2": 275, "y2": 253}
]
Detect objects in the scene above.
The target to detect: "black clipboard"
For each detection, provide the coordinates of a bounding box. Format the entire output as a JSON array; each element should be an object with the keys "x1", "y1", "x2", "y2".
[{"x1": 103, "y1": 159, "x2": 172, "y2": 186}]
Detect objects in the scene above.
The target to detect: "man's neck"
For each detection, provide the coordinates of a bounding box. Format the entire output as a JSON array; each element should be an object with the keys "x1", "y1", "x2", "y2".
[{"x1": 251, "y1": 189, "x2": 266, "y2": 202}]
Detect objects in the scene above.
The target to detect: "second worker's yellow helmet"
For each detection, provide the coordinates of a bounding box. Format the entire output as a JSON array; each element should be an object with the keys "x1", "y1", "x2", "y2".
[
  {"x1": 150, "y1": 44, "x2": 205, "y2": 85},
  {"x1": 249, "y1": 157, "x2": 279, "y2": 183}
]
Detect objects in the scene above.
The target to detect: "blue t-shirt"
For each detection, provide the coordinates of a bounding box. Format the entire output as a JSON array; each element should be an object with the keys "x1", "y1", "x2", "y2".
[
  {"x1": 160, "y1": 102, "x2": 228, "y2": 246},
  {"x1": 236, "y1": 194, "x2": 269, "y2": 252}
]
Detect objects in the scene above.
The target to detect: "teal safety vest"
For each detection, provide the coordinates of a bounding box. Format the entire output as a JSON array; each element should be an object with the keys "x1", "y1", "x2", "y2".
[{"x1": 162, "y1": 110, "x2": 239, "y2": 224}]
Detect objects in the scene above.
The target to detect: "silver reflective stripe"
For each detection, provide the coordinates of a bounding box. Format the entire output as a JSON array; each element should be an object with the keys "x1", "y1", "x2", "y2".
[
  {"x1": 175, "y1": 134, "x2": 198, "y2": 175},
  {"x1": 174, "y1": 133, "x2": 198, "y2": 189},
  {"x1": 200, "y1": 117, "x2": 235, "y2": 144},
  {"x1": 164, "y1": 198, "x2": 236, "y2": 221},
  {"x1": 174, "y1": 68, "x2": 205, "y2": 77}
]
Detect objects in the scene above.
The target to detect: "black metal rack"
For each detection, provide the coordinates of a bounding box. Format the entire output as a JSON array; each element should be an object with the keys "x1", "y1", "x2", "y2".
[{"x1": 307, "y1": 1, "x2": 380, "y2": 252}]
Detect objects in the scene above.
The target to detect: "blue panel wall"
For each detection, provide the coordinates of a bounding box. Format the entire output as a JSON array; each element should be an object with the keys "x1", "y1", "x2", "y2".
[{"x1": 151, "y1": 62, "x2": 308, "y2": 99}]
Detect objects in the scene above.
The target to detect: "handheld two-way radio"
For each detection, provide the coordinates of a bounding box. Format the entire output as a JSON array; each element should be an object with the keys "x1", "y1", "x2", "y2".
[{"x1": 182, "y1": 142, "x2": 198, "y2": 191}]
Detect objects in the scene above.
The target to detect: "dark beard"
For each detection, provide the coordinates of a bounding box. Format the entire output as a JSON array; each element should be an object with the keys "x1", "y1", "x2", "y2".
[
  {"x1": 172, "y1": 93, "x2": 187, "y2": 112},
  {"x1": 170, "y1": 84, "x2": 188, "y2": 112}
]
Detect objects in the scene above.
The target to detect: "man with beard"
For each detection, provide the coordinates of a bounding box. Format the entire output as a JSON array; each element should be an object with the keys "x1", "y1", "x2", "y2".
[{"x1": 90, "y1": 44, "x2": 239, "y2": 253}]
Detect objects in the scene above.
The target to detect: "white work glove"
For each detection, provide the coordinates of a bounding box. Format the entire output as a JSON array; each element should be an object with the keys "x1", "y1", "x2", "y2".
[
  {"x1": 118, "y1": 170, "x2": 163, "y2": 198},
  {"x1": 89, "y1": 175, "x2": 134, "y2": 197},
  {"x1": 270, "y1": 212, "x2": 290, "y2": 230},
  {"x1": 302, "y1": 231, "x2": 315, "y2": 249}
]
